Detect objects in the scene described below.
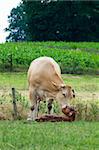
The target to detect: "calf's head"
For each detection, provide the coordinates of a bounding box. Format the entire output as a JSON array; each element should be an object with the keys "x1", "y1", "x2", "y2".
[{"x1": 62, "y1": 106, "x2": 76, "y2": 121}]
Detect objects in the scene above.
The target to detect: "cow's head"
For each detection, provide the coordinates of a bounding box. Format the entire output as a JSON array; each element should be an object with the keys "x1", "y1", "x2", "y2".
[
  {"x1": 52, "y1": 82, "x2": 75, "y2": 113},
  {"x1": 52, "y1": 81, "x2": 75, "y2": 99},
  {"x1": 59, "y1": 84, "x2": 75, "y2": 99},
  {"x1": 52, "y1": 81, "x2": 76, "y2": 117},
  {"x1": 54, "y1": 83, "x2": 75, "y2": 102},
  {"x1": 58, "y1": 84, "x2": 76, "y2": 117}
]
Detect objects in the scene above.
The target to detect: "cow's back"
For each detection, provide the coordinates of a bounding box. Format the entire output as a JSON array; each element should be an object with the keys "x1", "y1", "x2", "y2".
[{"x1": 28, "y1": 57, "x2": 63, "y2": 91}]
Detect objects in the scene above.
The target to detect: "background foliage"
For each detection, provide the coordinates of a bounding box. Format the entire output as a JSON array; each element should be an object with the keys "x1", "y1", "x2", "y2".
[
  {"x1": 6, "y1": 0, "x2": 99, "y2": 42},
  {"x1": 0, "y1": 42, "x2": 99, "y2": 74}
]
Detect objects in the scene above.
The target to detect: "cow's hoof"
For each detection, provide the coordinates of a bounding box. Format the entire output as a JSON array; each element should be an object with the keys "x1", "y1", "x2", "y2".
[
  {"x1": 27, "y1": 117, "x2": 36, "y2": 121},
  {"x1": 27, "y1": 117, "x2": 32, "y2": 121}
]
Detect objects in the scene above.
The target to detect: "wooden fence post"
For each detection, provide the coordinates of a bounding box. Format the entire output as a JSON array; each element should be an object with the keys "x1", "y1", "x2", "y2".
[{"x1": 12, "y1": 88, "x2": 18, "y2": 120}]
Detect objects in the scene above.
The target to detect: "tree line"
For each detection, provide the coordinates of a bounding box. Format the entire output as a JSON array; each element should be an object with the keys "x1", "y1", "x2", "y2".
[{"x1": 6, "y1": 0, "x2": 99, "y2": 42}]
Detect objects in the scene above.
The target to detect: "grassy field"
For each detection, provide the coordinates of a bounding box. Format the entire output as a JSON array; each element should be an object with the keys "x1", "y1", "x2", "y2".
[
  {"x1": 0, "y1": 42, "x2": 99, "y2": 149},
  {"x1": 0, "y1": 72, "x2": 99, "y2": 97},
  {"x1": 0, "y1": 121, "x2": 99, "y2": 150},
  {"x1": 0, "y1": 72, "x2": 99, "y2": 104},
  {"x1": 0, "y1": 73, "x2": 99, "y2": 149}
]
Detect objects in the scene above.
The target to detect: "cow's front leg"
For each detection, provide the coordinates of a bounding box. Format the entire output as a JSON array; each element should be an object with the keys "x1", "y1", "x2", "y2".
[
  {"x1": 30, "y1": 101, "x2": 39, "y2": 121},
  {"x1": 47, "y1": 99, "x2": 53, "y2": 114},
  {"x1": 27, "y1": 88, "x2": 39, "y2": 121},
  {"x1": 27, "y1": 103, "x2": 38, "y2": 121}
]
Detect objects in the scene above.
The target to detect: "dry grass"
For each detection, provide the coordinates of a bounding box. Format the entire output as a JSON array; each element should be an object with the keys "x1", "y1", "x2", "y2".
[{"x1": 0, "y1": 73, "x2": 99, "y2": 121}]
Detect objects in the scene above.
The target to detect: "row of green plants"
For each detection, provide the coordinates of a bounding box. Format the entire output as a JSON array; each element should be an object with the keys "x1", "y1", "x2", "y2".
[{"x1": 0, "y1": 42, "x2": 99, "y2": 74}]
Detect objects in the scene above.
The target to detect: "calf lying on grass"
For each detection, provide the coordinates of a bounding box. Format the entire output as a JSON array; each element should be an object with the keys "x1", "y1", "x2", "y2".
[
  {"x1": 36, "y1": 106, "x2": 76, "y2": 122},
  {"x1": 27, "y1": 56, "x2": 75, "y2": 121}
]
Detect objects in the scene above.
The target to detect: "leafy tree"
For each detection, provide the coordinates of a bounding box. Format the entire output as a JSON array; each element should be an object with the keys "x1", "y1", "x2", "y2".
[
  {"x1": 6, "y1": 0, "x2": 99, "y2": 42},
  {"x1": 5, "y1": 3, "x2": 27, "y2": 42}
]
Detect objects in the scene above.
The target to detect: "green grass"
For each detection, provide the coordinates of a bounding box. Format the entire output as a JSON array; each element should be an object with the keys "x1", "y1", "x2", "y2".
[
  {"x1": 0, "y1": 42, "x2": 99, "y2": 149},
  {"x1": 63, "y1": 74, "x2": 99, "y2": 93},
  {"x1": 0, "y1": 121, "x2": 99, "y2": 150},
  {"x1": 0, "y1": 72, "x2": 99, "y2": 93},
  {"x1": 0, "y1": 72, "x2": 28, "y2": 90},
  {"x1": 0, "y1": 73, "x2": 99, "y2": 149}
]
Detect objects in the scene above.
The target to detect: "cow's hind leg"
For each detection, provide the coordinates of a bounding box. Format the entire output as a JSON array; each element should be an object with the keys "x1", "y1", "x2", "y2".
[
  {"x1": 47, "y1": 99, "x2": 53, "y2": 114},
  {"x1": 27, "y1": 88, "x2": 39, "y2": 121}
]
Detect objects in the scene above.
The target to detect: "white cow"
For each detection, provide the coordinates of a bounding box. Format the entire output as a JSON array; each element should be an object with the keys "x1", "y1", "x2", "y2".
[{"x1": 27, "y1": 56, "x2": 75, "y2": 120}]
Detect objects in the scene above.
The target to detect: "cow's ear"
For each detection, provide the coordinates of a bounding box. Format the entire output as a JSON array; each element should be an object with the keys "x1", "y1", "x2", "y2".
[{"x1": 52, "y1": 81, "x2": 59, "y2": 89}]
